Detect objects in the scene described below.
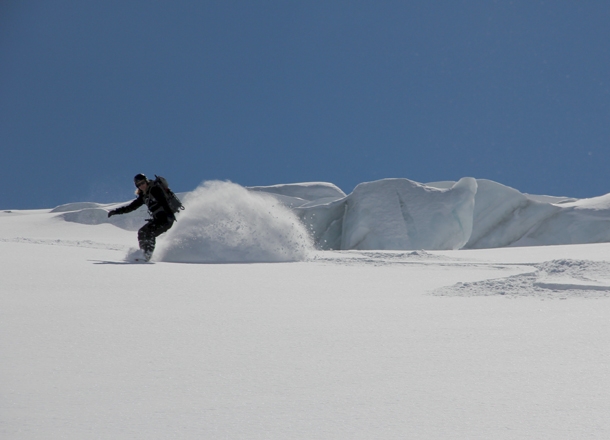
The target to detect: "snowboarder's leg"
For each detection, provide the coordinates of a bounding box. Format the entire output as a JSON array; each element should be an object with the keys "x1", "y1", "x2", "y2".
[
  {"x1": 137, "y1": 219, "x2": 174, "y2": 261},
  {"x1": 137, "y1": 223, "x2": 155, "y2": 261}
]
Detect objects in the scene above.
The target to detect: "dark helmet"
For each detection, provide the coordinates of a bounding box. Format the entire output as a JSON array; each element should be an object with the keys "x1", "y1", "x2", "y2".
[{"x1": 134, "y1": 173, "x2": 148, "y2": 187}]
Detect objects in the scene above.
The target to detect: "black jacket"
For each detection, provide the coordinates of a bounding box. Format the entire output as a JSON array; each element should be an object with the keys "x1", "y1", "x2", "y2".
[{"x1": 114, "y1": 184, "x2": 174, "y2": 221}]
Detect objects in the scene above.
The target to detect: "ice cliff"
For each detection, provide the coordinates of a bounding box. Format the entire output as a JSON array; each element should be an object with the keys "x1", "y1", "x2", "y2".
[{"x1": 56, "y1": 177, "x2": 610, "y2": 251}]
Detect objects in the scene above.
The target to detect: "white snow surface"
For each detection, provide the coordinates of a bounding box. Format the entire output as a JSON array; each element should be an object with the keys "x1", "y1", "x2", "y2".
[{"x1": 4, "y1": 178, "x2": 610, "y2": 439}]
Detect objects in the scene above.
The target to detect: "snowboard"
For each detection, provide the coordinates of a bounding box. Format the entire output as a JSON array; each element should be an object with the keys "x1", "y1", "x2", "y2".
[{"x1": 125, "y1": 248, "x2": 153, "y2": 263}]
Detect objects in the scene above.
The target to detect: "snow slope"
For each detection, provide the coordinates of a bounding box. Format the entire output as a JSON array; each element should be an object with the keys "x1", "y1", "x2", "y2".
[{"x1": 3, "y1": 180, "x2": 610, "y2": 439}]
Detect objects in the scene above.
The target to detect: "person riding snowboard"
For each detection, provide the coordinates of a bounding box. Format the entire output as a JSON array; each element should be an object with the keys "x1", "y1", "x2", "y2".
[{"x1": 107, "y1": 173, "x2": 176, "y2": 261}]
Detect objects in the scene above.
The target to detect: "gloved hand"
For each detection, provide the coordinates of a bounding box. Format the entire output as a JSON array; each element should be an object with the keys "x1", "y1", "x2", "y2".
[{"x1": 108, "y1": 210, "x2": 117, "y2": 218}]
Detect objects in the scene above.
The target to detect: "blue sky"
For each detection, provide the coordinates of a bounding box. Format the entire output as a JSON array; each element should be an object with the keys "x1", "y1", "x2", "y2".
[{"x1": 1, "y1": 1, "x2": 609, "y2": 209}]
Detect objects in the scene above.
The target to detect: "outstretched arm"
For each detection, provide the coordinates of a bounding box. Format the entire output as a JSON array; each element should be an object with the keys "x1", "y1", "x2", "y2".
[{"x1": 108, "y1": 195, "x2": 145, "y2": 217}]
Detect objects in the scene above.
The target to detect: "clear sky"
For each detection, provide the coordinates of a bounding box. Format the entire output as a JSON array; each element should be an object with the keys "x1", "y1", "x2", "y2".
[{"x1": 1, "y1": 1, "x2": 609, "y2": 209}]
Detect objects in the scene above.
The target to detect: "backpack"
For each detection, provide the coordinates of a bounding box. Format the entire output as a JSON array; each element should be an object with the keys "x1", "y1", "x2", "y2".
[{"x1": 152, "y1": 175, "x2": 185, "y2": 214}]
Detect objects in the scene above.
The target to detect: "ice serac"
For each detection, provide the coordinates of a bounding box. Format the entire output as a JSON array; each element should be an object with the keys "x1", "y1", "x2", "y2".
[
  {"x1": 464, "y1": 179, "x2": 561, "y2": 249},
  {"x1": 342, "y1": 178, "x2": 477, "y2": 250},
  {"x1": 511, "y1": 193, "x2": 610, "y2": 247},
  {"x1": 431, "y1": 179, "x2": 610, "y2": 249},
  {"x1": 293, "y1": 177, "x2": 477, "y2": 251}
]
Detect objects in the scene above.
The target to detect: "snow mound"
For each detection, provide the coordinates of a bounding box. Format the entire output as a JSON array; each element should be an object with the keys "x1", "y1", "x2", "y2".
[
  {"x1": 434, "y1": 259, "x2": 610, "y2": 298},
  {"x1": 55, "y1": 196, "x2": 152, "y2": 231},
  {"x1": 248, "y1": 182, "x2": 346, "y2": 208},
  {"x1": 155, "y1": 181, "x2": 314, "y2": 263},
  {"x1": 51, "y1": 202, "x2": 106, "y2": 213}
]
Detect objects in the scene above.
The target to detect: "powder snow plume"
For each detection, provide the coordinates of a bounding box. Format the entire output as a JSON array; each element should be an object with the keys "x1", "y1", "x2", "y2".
[{"x1": 156, "y1": 181, "x2": 314, "y2": 263}]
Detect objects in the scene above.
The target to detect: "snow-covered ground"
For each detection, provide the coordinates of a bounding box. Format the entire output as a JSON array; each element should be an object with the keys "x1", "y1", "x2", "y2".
[{"x1": 3, "y1": 179, "x2": 610, "y2": 439}]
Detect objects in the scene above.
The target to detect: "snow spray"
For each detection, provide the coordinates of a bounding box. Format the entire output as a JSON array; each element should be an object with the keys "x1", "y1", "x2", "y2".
[{"x1": 155, "y1": 181, "x2": 314, "y2": 263}]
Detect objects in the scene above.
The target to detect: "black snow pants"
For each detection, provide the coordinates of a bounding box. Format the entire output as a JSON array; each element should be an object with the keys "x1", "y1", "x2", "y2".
[{"x1": 137, "y1": 216, "x2": 174, "y2": 256}]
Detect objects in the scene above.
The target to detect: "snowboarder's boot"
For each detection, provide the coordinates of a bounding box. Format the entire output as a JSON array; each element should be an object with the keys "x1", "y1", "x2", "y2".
[{"x1": 139, "y1": 240, "x2": 154, "y2": 262}]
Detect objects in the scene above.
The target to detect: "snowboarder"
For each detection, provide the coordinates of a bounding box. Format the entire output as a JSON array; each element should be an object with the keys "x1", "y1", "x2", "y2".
[{"x1": 107, "y1": 174, "x2": 176, "y2": 261}]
